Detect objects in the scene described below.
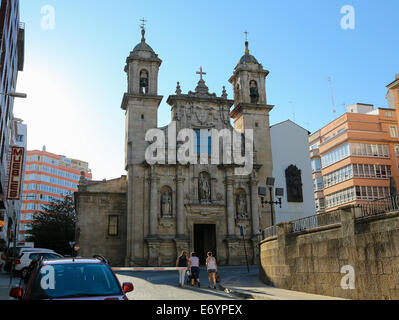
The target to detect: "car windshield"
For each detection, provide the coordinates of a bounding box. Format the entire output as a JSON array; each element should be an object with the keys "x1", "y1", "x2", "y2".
[{"x1": 29, "y1": 263, "x2": 122, "y2": 299}]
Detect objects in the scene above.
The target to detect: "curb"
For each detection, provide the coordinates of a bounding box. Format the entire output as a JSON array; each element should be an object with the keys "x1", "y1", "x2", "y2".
[{"x1": 217, "y1": 282, "x2": 275, "y2": 300}]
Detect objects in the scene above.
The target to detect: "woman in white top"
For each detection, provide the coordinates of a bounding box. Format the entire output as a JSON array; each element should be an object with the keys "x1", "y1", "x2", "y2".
[
  {"x1": 189, "y1": 252, "x2": 200, "y2": 287},
  {"x1": 206, "y1": 251, "x2": 218, "y2": 289}
]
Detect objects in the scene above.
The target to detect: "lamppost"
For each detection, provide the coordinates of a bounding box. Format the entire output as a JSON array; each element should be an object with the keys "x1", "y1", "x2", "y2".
[
  {"x1": 0, "y1": 92, "x2": 27, "y2": 99},
  {"x1": 259, "y1": 177, "x2": 284, "y2": 227}
]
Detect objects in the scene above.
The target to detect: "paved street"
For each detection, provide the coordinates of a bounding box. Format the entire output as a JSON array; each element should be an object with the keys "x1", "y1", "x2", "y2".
[
  {"x1": 0, "y1": 266, "x2": 343, "y2": 300},
  {"x1": 0, "y1": 271, "x2": 22, "y2": 300},
  {"x1": 115, "y1": 267, "x2": 238, "y2": 300}
]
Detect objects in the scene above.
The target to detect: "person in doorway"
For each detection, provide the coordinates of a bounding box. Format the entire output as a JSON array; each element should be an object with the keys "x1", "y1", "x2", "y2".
[
  {"x1": 189, "y1": 252, "x2": 200, "y2": 287},
  {"x1": 206, "y1": 251, "x2": 218, "y2": 289},
  {"x1": 176, "y1": 251, "x2": 189, "y2": 287}
]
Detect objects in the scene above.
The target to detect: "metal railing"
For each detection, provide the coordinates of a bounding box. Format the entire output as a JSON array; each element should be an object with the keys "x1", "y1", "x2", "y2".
[
  {"x1": 358, "y1": 195, "x2": 399, "y2": 219},
  {"x1": 263, "y1": 225, "x2": 277, "y2": 239},
  {"x1": 291, "y1": 210, "x2": 341, "y2": 233}
]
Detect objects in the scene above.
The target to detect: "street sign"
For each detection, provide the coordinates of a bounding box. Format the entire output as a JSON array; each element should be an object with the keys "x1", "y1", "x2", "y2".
[
  {"x1": 258, "y1": 187, "x2": 267, "y2": 196},
  {"x1": 6, "y1": 146, "x2": 25, "y2": 200}
]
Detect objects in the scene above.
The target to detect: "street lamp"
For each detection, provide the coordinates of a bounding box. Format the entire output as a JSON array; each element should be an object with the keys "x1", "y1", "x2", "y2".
[
  {"x1": 259, "y1": 177, "x2": 283, "y2": 226},
  {"x1": 0, "y1": 92, "x2": 27, "y2": 99}
]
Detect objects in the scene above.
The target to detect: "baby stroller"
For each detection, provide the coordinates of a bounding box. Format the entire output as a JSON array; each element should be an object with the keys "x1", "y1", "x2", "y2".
[{"x1": 186, "y1": 269, "x2": 193, "y2": 285}]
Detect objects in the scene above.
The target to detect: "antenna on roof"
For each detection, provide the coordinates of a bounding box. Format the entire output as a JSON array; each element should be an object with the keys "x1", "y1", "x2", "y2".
[
  {"x1": 288, "y1": 101, "x2": 295, "y2": 123},
  {"x1": 328, "y1": 77, "x2": 336, "y2": 115}
]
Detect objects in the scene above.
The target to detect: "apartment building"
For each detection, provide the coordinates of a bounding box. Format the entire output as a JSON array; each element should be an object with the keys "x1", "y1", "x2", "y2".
[
  {"x1": 0, "y1": 0, "x2": 25, "y2": 246},
  {"x1": 20, "y1": 148, "x2": 92, "y2": 240},
  {"x1": 309, "y1": 75, "x2": 399, "y2": 212}
]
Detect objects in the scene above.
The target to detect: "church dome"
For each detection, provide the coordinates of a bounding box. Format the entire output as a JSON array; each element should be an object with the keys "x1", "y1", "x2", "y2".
[
  {"x1": 238, "y1": 53, "x2": 259, "y2": 65},
  {"x1": 236, "y1": 41, "x2": 259, "y2": 66},
  {"x1": 132, "y1": 41, "x2": 155, "y2": 53}
]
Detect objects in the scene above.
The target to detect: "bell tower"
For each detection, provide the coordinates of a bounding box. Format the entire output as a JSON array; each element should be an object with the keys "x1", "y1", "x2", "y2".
[
  {"x1": 122, "y1": 22, "x2": 163, "y2": 266},
  {"x1": 121, "y1": 22, "x2": 163, "y2": 167},
  {"x1": 229, "y1": 38, "x2": 275, "y2": 229}
]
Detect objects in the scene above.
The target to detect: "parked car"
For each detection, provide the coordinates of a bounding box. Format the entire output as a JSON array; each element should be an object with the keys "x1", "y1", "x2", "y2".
[
  {"x1": 15, "y1": 251, "x2": 63, "y2": 278},
  {"x1": 10, "y1": 256, "x2": 134, "y2": 300},
  {"x1": 4, "y1": 248, "x2": 56, "y2": 272}
]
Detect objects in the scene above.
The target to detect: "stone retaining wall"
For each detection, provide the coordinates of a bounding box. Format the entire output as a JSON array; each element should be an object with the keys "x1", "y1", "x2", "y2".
[{"x1": 260, "y1": 207, "x2": 399, "y2": 300}]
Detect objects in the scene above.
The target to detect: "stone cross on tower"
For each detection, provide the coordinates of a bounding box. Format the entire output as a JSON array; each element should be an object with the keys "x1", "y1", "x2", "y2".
[
  {"x1": 140, "y1": 18, "x2": 147, "y2": 42},
  {"x1": 196, "y1": 66, "x2": 206, "y2": 81},
  {"x1": 140, "y1": 18, "x2": 147, "y2": 30}
]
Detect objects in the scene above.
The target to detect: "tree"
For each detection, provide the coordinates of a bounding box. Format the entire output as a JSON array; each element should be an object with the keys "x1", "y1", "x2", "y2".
[{"x1": 27, "y1": 194, "x2": 76, "y2": 256}]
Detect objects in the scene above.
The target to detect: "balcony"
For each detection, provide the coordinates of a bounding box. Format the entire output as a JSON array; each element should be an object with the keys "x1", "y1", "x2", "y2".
[{"x1": 310, "y1": 148, "x2": 320, "y2": 158}]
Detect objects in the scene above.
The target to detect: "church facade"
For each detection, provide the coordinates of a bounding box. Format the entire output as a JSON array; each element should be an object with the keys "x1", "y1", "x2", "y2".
[{"x1": 75, "y1": 27, "x2": 275, "y2": 266}]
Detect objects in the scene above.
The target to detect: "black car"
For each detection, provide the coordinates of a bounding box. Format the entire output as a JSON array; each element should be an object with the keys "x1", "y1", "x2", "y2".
[{"x1": 10, "y1": 255, "x2": 134, "y2": 300}]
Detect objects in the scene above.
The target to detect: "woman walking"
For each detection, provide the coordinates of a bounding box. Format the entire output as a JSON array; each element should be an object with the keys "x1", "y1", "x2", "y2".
[
  {"x1": 176, "y1": 251, "x2": 189, "y2": 287},
  {"x1": 206, "y1": 252, "x2": 218, "y2": 289},
  {"x1": 189, "y1": 252, "x2": 200, "y2": 287}
]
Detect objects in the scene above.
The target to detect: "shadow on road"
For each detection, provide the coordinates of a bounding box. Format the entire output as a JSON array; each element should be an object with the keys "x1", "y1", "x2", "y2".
[{"x1": 114, "y1": 269, "x2": 239, "y2": 299}]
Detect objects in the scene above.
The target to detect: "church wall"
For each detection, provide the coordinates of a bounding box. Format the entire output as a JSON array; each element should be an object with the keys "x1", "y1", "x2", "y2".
[{"x1": 75, "y1": 192, "x2": 127, "y2": 266}]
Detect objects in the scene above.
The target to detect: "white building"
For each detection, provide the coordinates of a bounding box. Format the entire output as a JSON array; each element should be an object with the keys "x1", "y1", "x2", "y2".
[{"x1": 270, "y1": 120, "x2": 316, "y2": 223}]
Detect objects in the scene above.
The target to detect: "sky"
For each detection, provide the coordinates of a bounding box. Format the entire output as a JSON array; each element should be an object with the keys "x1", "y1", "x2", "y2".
[{"x1": 14, "y1": 0, "x2": 399, "y2": 180}]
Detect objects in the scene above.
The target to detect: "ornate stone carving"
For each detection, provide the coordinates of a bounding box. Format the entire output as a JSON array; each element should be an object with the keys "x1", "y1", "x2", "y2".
[
  {"x1": 285, "y1": 165, "x2": 303, "y2": 203},
  {"x1": 195, "y1": 106, "x2": 209, "y2": 124},
  {"x1": 236, "y1": 192, "x2": 248, "y2": 219},
  {"x1": 160, "y1": 187, "x2": 172, "y2": 217},
  {"x1": 198, "y1": 172, "x2": 211, "y2": 203}
]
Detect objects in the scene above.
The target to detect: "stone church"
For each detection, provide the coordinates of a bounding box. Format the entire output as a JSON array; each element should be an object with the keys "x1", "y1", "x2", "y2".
[{"x1": 75, "y1": 26, "x2": 276, "y2": 266}]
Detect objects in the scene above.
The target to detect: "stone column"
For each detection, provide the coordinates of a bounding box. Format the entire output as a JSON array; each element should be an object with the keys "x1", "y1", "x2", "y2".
[
  {"x1": 176, "y1": 167, "x2": 185, "y2": 237},
  {"x1": 250, "y1": 175, "x2": 260, "y2": 236},
  {"x1": 149, "y1": 168, "x2": 159, "y2": 236},
  {"x1": 125, "y1": 166, "x2": 134, "y2": 266},
  {"x1": 226, "y1": 169, "x2": 235, "y2": 236}
]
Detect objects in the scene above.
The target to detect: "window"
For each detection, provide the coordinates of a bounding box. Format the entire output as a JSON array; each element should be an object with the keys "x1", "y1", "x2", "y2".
[
  {"x1": 385, "y1": 110, "x2": 394, "y2": 118},
  {"x1": 194, "y1": 129, "x2": 211, "y2": 155},
  {"x1": 16, "y1": 135, "x2": 23, "y2": 142},
  {"x1": 108, "y1": 216, "x2": 119, "y2": 236},
  {"x1": 390, "y1": 126, "x2": 398, "y2": 138},
  {"x1": 321, "y1": 143, "x2": 350, "y2": 168},
  {"x1": 311, "y1": 159, "x2": 321, "y2": 172}
]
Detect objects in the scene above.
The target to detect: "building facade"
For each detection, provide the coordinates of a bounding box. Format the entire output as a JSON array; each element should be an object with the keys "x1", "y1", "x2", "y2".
[
  {"x1": 271, "y1": 120, "x2": 316, "y2": 223},
  {"x1": 20, "y1": 148, "x2": 92, "y2": 241},
  {"x1": 75, "y1": 29, "x2": 276, "y2": 266},
  {"x1": 0, "y1": 0, "x2": 25, "y2": 247},
  {"x1": 309, "y1": 76, "x2": 399, "y2": 212}
]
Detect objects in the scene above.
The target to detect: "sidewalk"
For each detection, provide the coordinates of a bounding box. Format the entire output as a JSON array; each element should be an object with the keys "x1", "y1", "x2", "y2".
[
  {"x1": 217, "y1": 266, "x2": 345, "y2": 300},
  {"x1": 0, "y1": 271, "x2": 20, "y2": 300}
]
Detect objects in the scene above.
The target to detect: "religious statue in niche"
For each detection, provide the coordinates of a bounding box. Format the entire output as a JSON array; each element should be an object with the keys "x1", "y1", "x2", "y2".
[
  {"x1": 161, "y1": 188, "x2": 172, "y2": 217},
  {"x1": 285, "y1": 165, "x2": 303, "y2": 203},
  {"x1": 249, "y1": 80, "x2": 259, "y2": 103},
  {"x1": 236, "y1": 192, "x2": 248, "y2": 219},
  {"x1": 199, "y1": 172, "x2": 211, "y2": 203},
  {"x1": 140, "y1": 70, "x2": 149, "y2": 95}
]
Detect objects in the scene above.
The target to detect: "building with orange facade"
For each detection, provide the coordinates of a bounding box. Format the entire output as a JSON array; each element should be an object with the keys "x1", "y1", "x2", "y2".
[
  {"x1": 19, "y1": 147, "x2": 92, "y2": 241},
  {"x1": 309, "y1": 74, "x2": 399, "y2": 213}
]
